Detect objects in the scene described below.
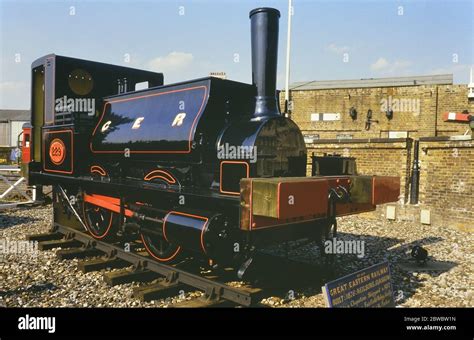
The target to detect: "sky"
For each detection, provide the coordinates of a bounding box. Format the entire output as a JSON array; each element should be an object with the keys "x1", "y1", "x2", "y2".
[{"x1": 0, "y1": 0, "x2": 473, "y2": 109}]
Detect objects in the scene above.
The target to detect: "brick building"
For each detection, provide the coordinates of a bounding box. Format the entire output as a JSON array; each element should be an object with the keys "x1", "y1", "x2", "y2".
[{"x1": 280, "y1": 74, "x2": 474, "y2": 232}]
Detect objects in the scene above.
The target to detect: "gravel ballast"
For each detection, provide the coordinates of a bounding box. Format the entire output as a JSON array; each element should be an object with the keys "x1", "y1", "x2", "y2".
[{"x1": 0, "y1": 205, "x2": 472, "y2": 308}]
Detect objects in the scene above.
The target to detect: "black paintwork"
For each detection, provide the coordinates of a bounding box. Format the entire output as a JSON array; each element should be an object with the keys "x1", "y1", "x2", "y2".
[
  {"x1": 250, "y1": 8, "x2": 281, "y2": 117},
  {"x1": 25, "y1": 7, "x2": 321, "y2": 266}
]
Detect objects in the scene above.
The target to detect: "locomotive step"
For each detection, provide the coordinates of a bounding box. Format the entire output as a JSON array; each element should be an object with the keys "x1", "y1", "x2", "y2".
[
  {"x1": 132, "y1": 280, "x2": 186, "y2": 302},
  {"x1": 56, "y1": 247, "x2": 103, "y2": 260},
  {"x1": 103, "y1": 269, "x2": 160, "y2": 286},
  {"x1": 77, "y1": 257, "x2": 129, "y2": 273},
  {"x1": 26, "y1": 232, "x2": 63, "y2": 242},
  {"x1": 38, "y1": 239, "x2": 82, "y2": 251}
]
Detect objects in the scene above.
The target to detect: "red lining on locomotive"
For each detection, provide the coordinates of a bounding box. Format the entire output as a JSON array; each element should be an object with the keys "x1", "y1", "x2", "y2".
[
  {"x1": 219, "y1": 160, "x2": 250, "y2": 196},
  {"x1": 140, "y1": 234, "x2": 181, "y2": 262},
  {"x1": 48, "y1": 138, "x2": 66, "y2": 165},
  {"x1": 90, "y1": 165, "x2": 107, "y2": 176},
  {"x1": 90, "y1": 85, "x2": 208, "y2": 154},
  {"x1": 163, "y1": 211, "x2": 210, "y2": 255},
  {"x1": 144, "y1": 169, "x2": 176, "y2": 184},
  {"x1": 42, "y1": 129, "x2": 74, "y2": 174}
]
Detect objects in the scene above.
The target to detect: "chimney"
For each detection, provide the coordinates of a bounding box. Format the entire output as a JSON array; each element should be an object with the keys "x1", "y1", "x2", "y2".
[{"x1": 249, "y1": 7, "x2": 281, "y2": 117}]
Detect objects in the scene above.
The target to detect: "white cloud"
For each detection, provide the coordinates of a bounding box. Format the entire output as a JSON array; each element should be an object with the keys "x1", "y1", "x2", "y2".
[
  {"x1": 146, "y1": 52, "x2": 194, "y2": 74},
  {"x1": 326, "y1": 43, "x2": 349, "y2": 55},
  {"x1": 370, "y1": 57, "x2": 412, "y2": 74},
  {"x1": 370, "y1": 57, "x2": 390, "y2": 71}
]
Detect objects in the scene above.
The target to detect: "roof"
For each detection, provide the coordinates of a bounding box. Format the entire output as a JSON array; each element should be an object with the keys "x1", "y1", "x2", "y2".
[
  {"x1": 0, "y1": 110, "x2": 30, "y2": 121},
  {"x1": 289, "y1": 74, "x2": 453, "y2": 91}
]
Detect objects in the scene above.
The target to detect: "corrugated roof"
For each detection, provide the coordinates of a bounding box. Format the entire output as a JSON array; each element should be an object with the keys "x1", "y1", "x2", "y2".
[
  {"x1": 289, "y1": 74, "x2": 453, "y2": 91},
  {"x1": 0, "y1": 110, "x2": 30, "y2": 121}
]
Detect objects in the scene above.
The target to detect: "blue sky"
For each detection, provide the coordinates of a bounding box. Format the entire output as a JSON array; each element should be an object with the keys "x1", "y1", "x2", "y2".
[{"x1": 0, "y1": 0, "x2": 473, "y2": 109}]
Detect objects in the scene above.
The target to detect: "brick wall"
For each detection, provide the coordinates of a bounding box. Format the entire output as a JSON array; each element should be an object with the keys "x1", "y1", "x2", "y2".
[
  {"x1": 436, "y1": 86, "x2": 474, "y2": 136},
  {"x1": 281, "y1": 84, "x2": 473, "y2": 140},
  {"x1": 418, "y1": 138, "x2": 473, "y2": 231},
  {"x1": 304, "y1": 137, "x2": 473, "y2": 232},
  {"x1": 307, "y1": 139, "x2": 411, "y2": 202},
  {"x1": 281, "y1": 81, "x2": 473, "y2": 231}
]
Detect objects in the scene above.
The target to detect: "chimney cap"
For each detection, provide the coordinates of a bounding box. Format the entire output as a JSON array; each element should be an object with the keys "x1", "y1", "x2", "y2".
[{"x1": 249, "y1": 7, "x2": 280, "y2": 18}]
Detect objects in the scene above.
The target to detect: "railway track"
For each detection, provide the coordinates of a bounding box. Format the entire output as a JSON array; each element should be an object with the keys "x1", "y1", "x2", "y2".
[
  {"x1": 25, "y1": 223, "x2": 333, "y2": 308},
  {"x1": 27, "y1": 223, "x2": 326, "y2": 308}
]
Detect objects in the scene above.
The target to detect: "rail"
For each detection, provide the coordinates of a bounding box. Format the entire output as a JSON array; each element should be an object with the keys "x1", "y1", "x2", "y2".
[{"x1": 33, "y1": 222, "x2": 263, "y2": 307}]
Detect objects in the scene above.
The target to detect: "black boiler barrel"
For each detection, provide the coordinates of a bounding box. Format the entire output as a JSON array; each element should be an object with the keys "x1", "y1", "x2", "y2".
[{"x1": 249, "y1": 7, "x2": 281, "y2": 117}]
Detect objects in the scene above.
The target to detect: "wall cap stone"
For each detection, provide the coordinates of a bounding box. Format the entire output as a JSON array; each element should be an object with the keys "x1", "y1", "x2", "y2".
[
  {"x1": 419, "y1": 135, "x2": 473, "y2": 142},
  {"x1": 310, "y1": 138, "x2": 410, "y2": 144}
]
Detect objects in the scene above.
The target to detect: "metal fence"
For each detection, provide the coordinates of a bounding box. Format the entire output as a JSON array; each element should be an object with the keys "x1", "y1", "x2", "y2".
[{"x1": 0, "y1": 167, "x2": 38, "y2": 209}]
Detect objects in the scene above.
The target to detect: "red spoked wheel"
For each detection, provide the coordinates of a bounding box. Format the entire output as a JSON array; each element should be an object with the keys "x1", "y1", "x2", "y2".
[
  {"x1": 82, "y1": 198, "x2": 118, "y2": 240},
  {"x1": 140, "y1": 170, "x2": 181, "y2": 262},
  {"x1": 140, "y1": 231, "x2": 181, "y2": 263},
  {"x1": 83, "y1": 165, "x2": 119, "y2": 240}
]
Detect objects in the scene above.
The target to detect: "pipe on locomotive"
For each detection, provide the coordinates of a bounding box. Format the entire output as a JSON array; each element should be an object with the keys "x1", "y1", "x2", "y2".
[{"x1": 250, "y1": 7, "x2": 281, "y2": 117}]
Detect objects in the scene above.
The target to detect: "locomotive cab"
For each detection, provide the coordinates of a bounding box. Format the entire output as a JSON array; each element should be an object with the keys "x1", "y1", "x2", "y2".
[{"x1": 25, "y1": 54, "x2": 164, "y2": 182}]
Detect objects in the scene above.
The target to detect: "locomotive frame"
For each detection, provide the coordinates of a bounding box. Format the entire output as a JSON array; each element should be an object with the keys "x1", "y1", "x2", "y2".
[{"x1": 21, "y1": 7, "x2": 399, "y2": 276}]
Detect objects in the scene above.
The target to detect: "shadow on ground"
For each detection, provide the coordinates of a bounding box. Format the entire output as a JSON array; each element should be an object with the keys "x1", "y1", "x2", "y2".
[
  {"x1": 0, "y1": 212, "x2": 38, "y2": 229},
  {"x1": 246, "y1": 232, "x2": 457, "y2": 305},
  {"x1": 0, "y1": 282, "x2": 57, "y2": 299}
]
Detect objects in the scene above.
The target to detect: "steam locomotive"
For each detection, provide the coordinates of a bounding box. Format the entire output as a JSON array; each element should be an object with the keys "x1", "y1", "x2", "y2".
[{"x1": 21, "y1": 7, "x2": 399, "y2": 274}]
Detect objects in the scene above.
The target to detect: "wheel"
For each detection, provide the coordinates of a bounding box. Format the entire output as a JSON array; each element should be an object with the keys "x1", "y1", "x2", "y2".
[
  {"x1": 140, "y1": 231, "x2": 181, "y2": 263},
  {"x1": 82, "y1": 197, "x2": 118, "y2": 240},
  {"x1": 83, "y1": 165, "x2": 119, "y2": 240}
]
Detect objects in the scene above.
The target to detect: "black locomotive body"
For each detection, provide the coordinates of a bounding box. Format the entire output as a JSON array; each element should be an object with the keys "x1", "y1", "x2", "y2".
[{"x1": 21, "y1": 7, "x2": 399, "y2": 272}]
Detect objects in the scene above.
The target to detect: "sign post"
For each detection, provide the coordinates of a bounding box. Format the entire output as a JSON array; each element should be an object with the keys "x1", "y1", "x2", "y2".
[{"x1": 322, "y1": 261, "x2": 395, "y2": 308}]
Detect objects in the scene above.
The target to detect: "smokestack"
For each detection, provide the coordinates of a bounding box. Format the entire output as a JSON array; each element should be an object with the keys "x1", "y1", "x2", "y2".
[{"x1": 249, "y1": 7, "x2": 281, "y2": 117}]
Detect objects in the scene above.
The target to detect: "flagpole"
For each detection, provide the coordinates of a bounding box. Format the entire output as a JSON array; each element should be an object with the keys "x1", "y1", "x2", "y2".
[{"x1": 284, "y1": 0, "x2": 293, "y2": 117}]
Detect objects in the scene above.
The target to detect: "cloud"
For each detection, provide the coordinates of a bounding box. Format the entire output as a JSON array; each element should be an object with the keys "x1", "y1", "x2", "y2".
[
  {"x1": 370, "y1": 57, "x2": 412, "y2": 74},
  {"x1": 370, "y1": 57, "x2": 390, "y2": 71},
  {"x1": 326, "y1": 43, "x2": 349, "y2": 55},
  {"x1": 146, "y1": 52, "x2": 194, "y2": 73}
]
